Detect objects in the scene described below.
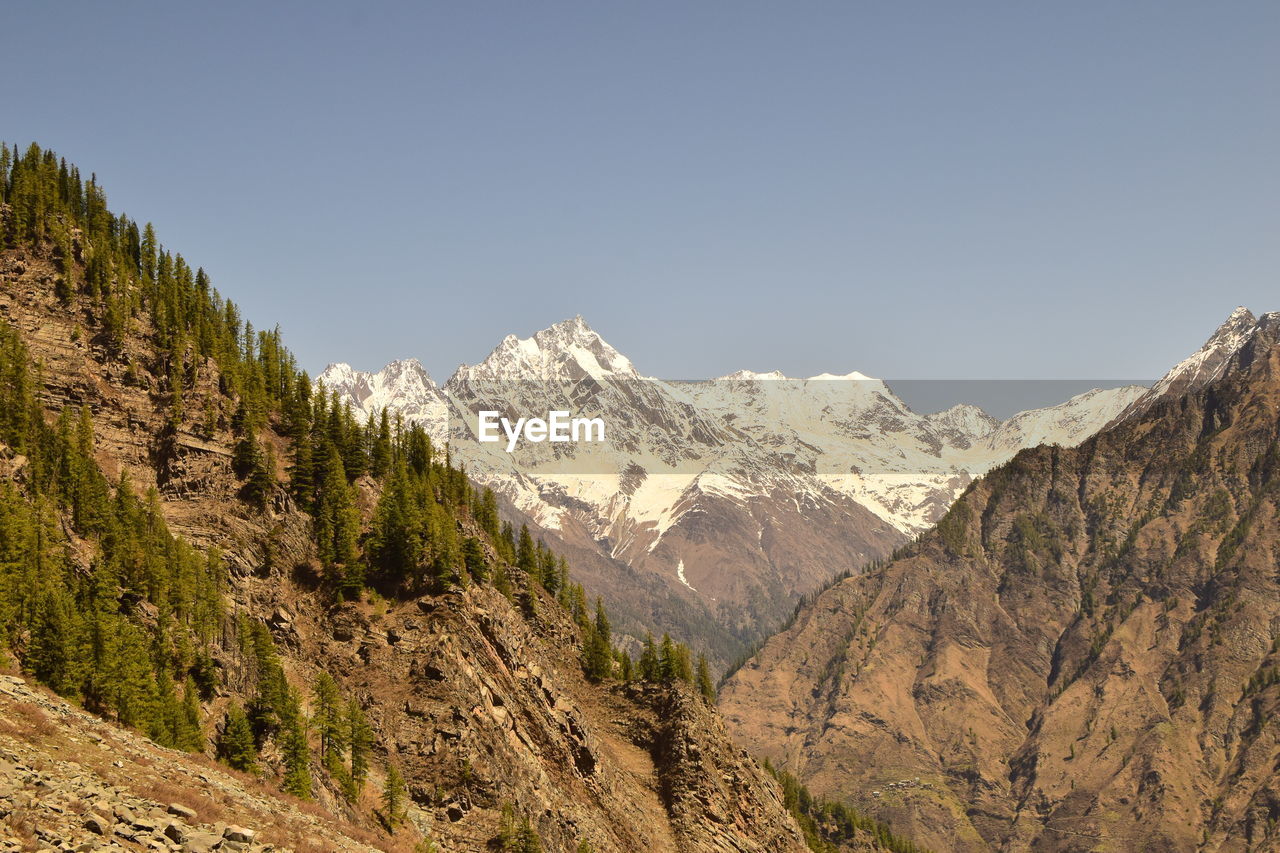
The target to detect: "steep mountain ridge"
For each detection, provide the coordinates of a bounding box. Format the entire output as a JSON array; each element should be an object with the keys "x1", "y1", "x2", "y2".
[
  {"x1": 320, "y1": 322, "x2": 1144, "y2": 666},
  {"x1": 719, "y1": 308, "x2": 1280, "y2": 851},
  {"x1": 1110, "y1": 306, "x2": 1261, "y2": 425}
]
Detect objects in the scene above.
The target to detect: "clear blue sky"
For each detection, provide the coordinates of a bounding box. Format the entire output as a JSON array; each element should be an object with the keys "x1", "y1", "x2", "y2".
[{"x1": 4, "y1": 2, "x2": 1277, "y2": 381}]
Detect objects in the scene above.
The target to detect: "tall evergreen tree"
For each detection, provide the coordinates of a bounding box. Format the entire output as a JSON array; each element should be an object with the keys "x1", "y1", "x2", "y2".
[
  {"x1": 348, "y1": 699, "x2": 373, "y2": 794},
  {"x1": 314, "y1": 446, "x2": 359, "y2": 587},
  {"x1": 279, "y1": 688, "x2": 312, "y2": 799},
  {"x1": 382, "y1": 762, "x2": 407, "y2": 829},
  {"x1": 312, "y1": 671, "x2": 345, "y2": 764},
  {"x1": 696, "y1": 655, "x2": 716, "y2": 703},
  {"x1": 217, "y1": 703, "x2": 258, "y2": 774},
  {"x1": 639, "y1": 633, "x2": 659, "y2": 682}
]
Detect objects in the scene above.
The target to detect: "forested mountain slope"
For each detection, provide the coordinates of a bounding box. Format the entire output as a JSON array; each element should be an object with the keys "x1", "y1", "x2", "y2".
[
  {"x1": 0, "y1": 142, "x2": 845, "y2": 852},
  {"x1": 721, "y1": 309, "x2": 1280, "y2": 851}
]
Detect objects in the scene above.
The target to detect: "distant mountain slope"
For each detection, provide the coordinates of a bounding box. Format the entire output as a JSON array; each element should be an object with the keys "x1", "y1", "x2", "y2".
[
  {"x1": 320, "y1": 321, "x2": 1144, "y2": 665},
  {"x1": 719, "y1": 308, "x2": 1280, "y2": 851}
]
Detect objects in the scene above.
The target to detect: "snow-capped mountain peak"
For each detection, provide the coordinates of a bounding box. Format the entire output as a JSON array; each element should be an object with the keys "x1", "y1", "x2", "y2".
[
  {"x1": 1111, "y1": 306, "x2": 1266, "y2": 426},
  {"x1": 316, "y1": 358, "x2": 447, "y2": 432},
  {"x1": 925, "y1": 403, "x2": 1000, "y2": 439},
  {"x1": 316, "y1": 361, "x2": 362, "y2": 391},
  {"x1": 807, "y1": 371, "x2": 875, "y2": 382},
  {"x1": 719, "y1": 369, "x2": 789, "y2": 381},
  {"x1": 1153, "y1": 305, "x2": 1257, "y2": 396},
  {"x1": 449, "y1": 316, "x2": 640, "y2": 383}
]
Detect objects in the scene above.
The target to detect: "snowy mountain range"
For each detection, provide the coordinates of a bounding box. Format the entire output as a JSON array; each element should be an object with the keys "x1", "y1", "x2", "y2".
[{"x1": 315, "y1": 313, "x2": 1227, "y2": 657}]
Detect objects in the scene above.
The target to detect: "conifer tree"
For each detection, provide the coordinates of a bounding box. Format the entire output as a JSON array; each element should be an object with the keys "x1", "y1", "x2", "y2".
[
  {"x1": 518, "y1": 816, "x2": 544, "y2": 853},
  {"x1": 382, "y1": 762, "x2": 407, "y2": 829},
  {"x1": 312, "y1": 671, "x2": 344, "y2": 764},
  {"x1": 639, "y1": 633, "x2": 659, "y2": 682},
  {"x1": 516, "y1": 524, "x2": 536, "y2": 580},
  {"x1": 315, "y1": 446, "x2": 359, "y2": 587},
  {"x1": 462, "y1": 536, "x2": 489, "y2": 581},
  {"x1": 371, "y1": 409, "x2": 392, "y2": 479},
  {"x1": 582, "y1": 598, "x2": 613, "y2": 681},
  {"x1": 348, "y1": 699, "x2": 373, "y2": 794},
  {"x1": 179, "y1": 676, "x2": 204, "y2": 751},
  {"x1": 696, "y1": 655, "x2": 716, "y2": 703},
  {"x1": 658, "y1": 634, "x2": 677, "y2": 683},
  {"x1": 540, "y1": 547, "x2": 560, "y2": 595},
  {"x1": 217, "y1": 703, "x2": 258, "y2": 773},
  {"x1": 493, "y1": 562, "x2": 514, "y2": 601},
  {"x1": 279, "y1": 688, "x2": 312, "y2": 798},
  {"x1": 496, "y1": 804, "x2": 543, "y2": 851}
]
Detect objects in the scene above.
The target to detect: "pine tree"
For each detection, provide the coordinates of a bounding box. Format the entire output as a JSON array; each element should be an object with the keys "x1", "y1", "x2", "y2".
[
  {"x1": 280, "y1": 688, "x2": 312, "y2": 798},
  {"x1": 315, "y1": 446, "x2": 359, "y2": 588},
  {"x1": 496, "y1": 803, "x2": 543, "y2": 851},
  {"x1": 493, "y1": 563, "x2": 513, "y2": 601},
  {"x1": 497, "y1": 802, "x2": 519, "y2": 849},
  {"x1": 179, "y1": 676, "x2": 204, "y2": 751},
  {"x1": 671, "y1": 640, "x2": 694, "y2": 684},
  {"x1": 696, "y1": 655, "x2": 716, "y2": 703},
  {"x1": 462, "y1": 536, "x2": 489, "y2": 581},
  {"x1": 658, "y1": 634, "x2": 676, "y2": 683},
  {"x1": 382, "y1": 762, "x2": 407, "y2": 829},
  {"x1": 639, "y1": 633, "x2": 659, "y2": 682},
  {"x1": 540, "y1": 547, "x2": 560, "y2": 595},
  {"x1": 217, "y1": 703, "x2": 258, "y2": 773},
  {"x1": 518, "y1": 816, "x2": 544, "y2": 852},
  {"x1": 348, "y1": 699, "x2": 373, "y2": 794},
  {"x1": 312, "y1": 671, "x2": 344, "y2": 764},
  {"x1": 516, "y1": 524, "x2": 536, "y2": 580},
  {"x1": 371, "y1": 409, "x2": 392, "y2": 479},
  {"x1": 582, "y1": 598, "x2": 613, "y2": 681}
]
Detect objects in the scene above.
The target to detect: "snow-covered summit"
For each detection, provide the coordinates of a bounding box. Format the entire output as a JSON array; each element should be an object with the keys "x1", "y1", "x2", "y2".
[
  {"x1": 925, "y1": 404, "x2": 1000, "y2": 440},
  {"x1": 1152, "y1": 306, "x2": 1257, "y2": 398},
  {"x1": 807, "y1": 371, "x2": 876, "y2": 382},
  {"x1": 449, "y1": 315, "x2": 640, "y2": 383},
  {"x1": 1111, "y1": 306, "x2": 1272, "y2": 425},
  {"x1": 316, "y1": 358, "x2": 447, "y2": 433},
  {"x1": 718, "y1": 369, "x2": 789, "y2": 381}
]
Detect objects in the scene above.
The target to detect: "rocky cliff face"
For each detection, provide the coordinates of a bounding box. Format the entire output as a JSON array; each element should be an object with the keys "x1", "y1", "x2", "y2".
[
  {"x1": 720, "y1": 310, "x2": 1280, "y2": 851},
  {"x1": 272, "y1": 575, "x2": 810, "y2": 852},
  {"x1": 0, "y1": 220, "x2": 815, "y2": 851}
]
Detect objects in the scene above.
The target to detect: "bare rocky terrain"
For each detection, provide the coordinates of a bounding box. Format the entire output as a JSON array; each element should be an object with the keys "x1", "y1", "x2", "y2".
[{"x1": 0, "y1": 673, "x2": 386, "y2": 853}]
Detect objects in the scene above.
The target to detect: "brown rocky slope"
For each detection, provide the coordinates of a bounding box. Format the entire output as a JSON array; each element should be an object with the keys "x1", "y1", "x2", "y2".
[
  {"x1": 721, "y1": 312, "x2": 1280, "y2": 852},
  {"x1": 0, "y1": 672, "x2": 387, "y2": 852}
]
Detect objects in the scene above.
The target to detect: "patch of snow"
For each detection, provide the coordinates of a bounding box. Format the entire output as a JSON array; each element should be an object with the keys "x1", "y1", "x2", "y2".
[{"x1": 676, "y1": 559, "x2": 696, "y2": 592}]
